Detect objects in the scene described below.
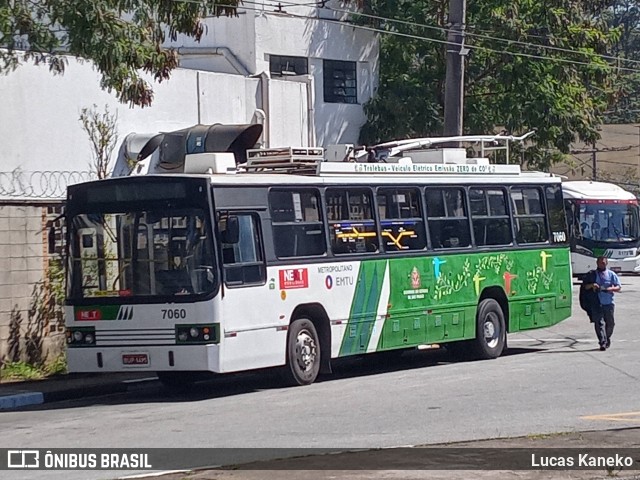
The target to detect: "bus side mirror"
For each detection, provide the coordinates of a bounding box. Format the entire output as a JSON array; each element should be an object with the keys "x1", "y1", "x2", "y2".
[
  {"x1": 221, "y1": 216, "x2": 240, "y2": 244},
  {"x1": 48, "y1": 226, "x2": 57, "y2": 254}
]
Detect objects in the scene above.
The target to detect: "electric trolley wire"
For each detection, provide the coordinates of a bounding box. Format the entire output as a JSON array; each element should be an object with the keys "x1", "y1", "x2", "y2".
[
  {"x1": 324, "y1": 3, "x2": 640, "y2": 67},
  {"x1": 188, "y1": 0, "x2": 640, "y2": 74},
  {"x1": 25, "y1": 0, "x2": 640, "y2": 74},
  {"x1": 241, "y1": 0, "x2": 640, "y2": 68}
]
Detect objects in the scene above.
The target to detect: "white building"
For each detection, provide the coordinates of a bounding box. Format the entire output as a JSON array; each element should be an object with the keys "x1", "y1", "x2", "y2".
[
  {"x1": 0, "y1": 0, "x2": 378, "y2": 363},
  {"x1": 0, "y1": 0, "x2": 378, "y2": 178}
]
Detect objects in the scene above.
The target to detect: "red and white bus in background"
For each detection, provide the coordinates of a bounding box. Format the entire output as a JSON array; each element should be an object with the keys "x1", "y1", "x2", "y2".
[{"x1": 563, "y1": 181, "x2": 640, "y2": 276}]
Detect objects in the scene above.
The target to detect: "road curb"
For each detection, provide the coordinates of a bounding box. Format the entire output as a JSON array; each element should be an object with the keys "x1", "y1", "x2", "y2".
[
  {"x1": 42, "y1": 382, "x2": 130, "y2": 404},
  {"x1": 0, "y1": 391, "x2": 44, "y2": 410},
  {"x1": 0, "y1": 377, "x2": 155, "y2": 410}
]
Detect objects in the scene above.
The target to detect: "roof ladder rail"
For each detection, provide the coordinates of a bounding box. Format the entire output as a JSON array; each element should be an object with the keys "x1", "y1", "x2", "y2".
[{"x1": 243, "y1": 147, "x2": 324, "y2": 173}]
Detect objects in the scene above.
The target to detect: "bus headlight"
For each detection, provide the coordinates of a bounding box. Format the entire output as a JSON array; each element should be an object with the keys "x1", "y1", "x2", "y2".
[
  {"x1": 175, "y1": 324, "x2": 219, "y2": 345},
  {"x1": 66, "y1": 327, "x2": 96, "y2": 347}
]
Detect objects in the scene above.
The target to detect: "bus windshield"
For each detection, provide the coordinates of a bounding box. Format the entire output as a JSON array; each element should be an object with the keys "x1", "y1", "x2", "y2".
[
  {"x1": 571, "y1": 201, "x2": 640, "y2": 243},
  {"x1": 68, "y1": 208, "x2": 217, "y2": 301}
]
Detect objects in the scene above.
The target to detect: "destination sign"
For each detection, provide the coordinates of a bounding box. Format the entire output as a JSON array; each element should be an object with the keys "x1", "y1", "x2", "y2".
[{"x1": 318, "y1": 162, "x2": 522, "y2": 175}]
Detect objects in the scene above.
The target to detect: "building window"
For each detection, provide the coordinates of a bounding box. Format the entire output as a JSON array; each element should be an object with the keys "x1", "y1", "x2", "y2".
[
  {"x1": 323, "y1": 60, "x2": 357, "y2": 104},
  {"x1": 269, "y1": 55, "x2": 308, "y2": 77}
]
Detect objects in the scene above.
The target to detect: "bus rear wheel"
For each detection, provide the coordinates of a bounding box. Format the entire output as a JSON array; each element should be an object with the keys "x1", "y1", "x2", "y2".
[
  {"x1": 283, "y1": 318, "x2": 320, "y2": 386},
  {"x1": 472, "y1": 298, "x2": 506, "y2": 359}
]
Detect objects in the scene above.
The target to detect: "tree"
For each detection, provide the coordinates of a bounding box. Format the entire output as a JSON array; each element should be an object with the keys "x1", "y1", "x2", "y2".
[
  {"x1": 602, "y1": 0, "x2": 640, "y2": 123},
  {"x1": 358, "y1": 0, "x2": 620, "y2": 169},
  {"x1": 0, "y1": 0, "x2": 241, "y2": 107},
  {"x1": 79, "y1": 104, "x2": 118, "y2": 179}
]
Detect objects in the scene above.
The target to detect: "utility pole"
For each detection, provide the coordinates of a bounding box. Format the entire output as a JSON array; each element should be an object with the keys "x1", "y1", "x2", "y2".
[
  {"x1": 592, "y1": 141, "x2": 597, "y2": 181},
  {"x1": 637, "y1": 125, "x2": 640, "y2": 179},
  {"x1": 443, "y1": 0, "x2": 467, "y2": 144}
]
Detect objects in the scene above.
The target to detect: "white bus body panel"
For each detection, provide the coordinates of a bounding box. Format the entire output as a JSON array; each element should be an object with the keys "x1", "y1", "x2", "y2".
[{"x1": 66, "y1": 259, "x2": 394, "y2": 374}]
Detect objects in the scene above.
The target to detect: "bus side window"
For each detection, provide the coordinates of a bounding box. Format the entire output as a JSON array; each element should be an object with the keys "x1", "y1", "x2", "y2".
[
  {"x1": 326, "y1": 188, "x2": 378, "y2": 254},
  {"x1": 511, "y1": 187, "x2": 548, "y2": 244},
  {"x1": 269, "y1": 189, "x2": 326, "y2": 258},
  {"x1": 469, "y1": 188, "x2": 512, "y2": 247},
  {"x1": 218, "y1": 212, "x2": 266, "y2": 286},
  {"x1": 545, "y1": 185, "x2": 569, "y2": 243},
  {"x1": 425, "y1": 188, "x2": 471, "y2": 249},
  {"x1": 377, "y1": 188, "x2": 426, "y2": 252}
]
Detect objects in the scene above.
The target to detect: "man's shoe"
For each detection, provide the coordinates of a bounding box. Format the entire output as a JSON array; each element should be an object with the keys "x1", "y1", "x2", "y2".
[
  {"x1": 606, "y1": 341, "x2": 611, "y2": 348},
  {"x1": 599, "y1": 345, "x2": 607, "y2": 351}
]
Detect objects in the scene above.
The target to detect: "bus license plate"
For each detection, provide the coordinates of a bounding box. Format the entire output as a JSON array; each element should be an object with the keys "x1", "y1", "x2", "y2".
[{"x1": 122, "y1": 353, "x2": 149, "y2": 366}]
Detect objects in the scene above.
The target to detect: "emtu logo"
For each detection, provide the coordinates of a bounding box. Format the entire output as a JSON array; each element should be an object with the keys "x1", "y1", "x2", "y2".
[{"x1": 7, "y1": 450, "x2": 39, "y2": 468}]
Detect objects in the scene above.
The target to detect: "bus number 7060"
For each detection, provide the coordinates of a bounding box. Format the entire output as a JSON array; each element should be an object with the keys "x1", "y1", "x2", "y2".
[{"x1": 162, "y1": 309, "x2": 187, "y2": 319}]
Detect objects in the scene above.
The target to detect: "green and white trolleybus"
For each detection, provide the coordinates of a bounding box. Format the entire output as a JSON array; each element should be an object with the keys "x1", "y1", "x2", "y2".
[{"x1": 64, "y1": 125, "x2": 572, "y2": 387}]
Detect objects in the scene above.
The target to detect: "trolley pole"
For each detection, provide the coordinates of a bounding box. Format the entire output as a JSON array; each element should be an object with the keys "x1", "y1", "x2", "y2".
[{"x1": 443, "y1": 0, "x2": 467, "y2": 146}]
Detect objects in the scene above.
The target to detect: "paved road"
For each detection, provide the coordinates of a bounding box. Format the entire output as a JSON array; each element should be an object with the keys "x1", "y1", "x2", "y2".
[{"x1": 2, "y1": 276, "x2": 640, "y2": 480}]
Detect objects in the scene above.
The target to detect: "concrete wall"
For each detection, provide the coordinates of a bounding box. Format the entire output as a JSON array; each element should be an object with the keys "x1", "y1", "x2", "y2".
[
  {"x1": 0, "y1": 59, "x2": 313, "y2": 176},
  {"x1": 0, "y1": 202, "x2": 65, "y2": 364}
]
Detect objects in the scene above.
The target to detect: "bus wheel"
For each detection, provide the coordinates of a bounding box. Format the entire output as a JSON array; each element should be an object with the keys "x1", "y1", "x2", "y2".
[
  {"x1": 284, "y1": 318, "x2": 320, "y2": 386},
  {"x1": 472, "y1": 298, "x2": 506, "y2": 359}
]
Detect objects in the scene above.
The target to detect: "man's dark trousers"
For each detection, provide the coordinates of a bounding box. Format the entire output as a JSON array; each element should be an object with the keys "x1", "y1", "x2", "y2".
[{"x1": 592, "y1": 304, "x2": 615, "y2": 348}]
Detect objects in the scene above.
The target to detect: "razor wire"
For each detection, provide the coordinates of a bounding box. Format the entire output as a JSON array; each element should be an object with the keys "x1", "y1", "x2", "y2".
[{"x1": 0, "y1": 170, "x2": 97, "y2": 200}]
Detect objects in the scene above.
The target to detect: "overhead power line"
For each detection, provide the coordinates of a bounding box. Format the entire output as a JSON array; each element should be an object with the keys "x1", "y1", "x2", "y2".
[
  {"x1": 200, "y1": 0, "x2": 640, "y2": 74},
  {"x1": 322, "y1": 3, "x2": 640, "y2": 67},
  {"x1": 34, "y1": 0, "x2": 637, "y2": 75}
]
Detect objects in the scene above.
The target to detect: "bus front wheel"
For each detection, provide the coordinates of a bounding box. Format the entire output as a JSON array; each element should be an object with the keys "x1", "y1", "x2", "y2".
[
  {"x1": 283, "y1": 318, "x2": 320, "y2": 386},
  {"x1": 472, "y1": 298, "x2": 506, "y2": 359}
]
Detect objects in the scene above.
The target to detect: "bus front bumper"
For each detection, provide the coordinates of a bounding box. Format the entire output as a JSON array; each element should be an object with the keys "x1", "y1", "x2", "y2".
[{"x1": 67, "y1": 344, "x2": 221, "y2": 373}]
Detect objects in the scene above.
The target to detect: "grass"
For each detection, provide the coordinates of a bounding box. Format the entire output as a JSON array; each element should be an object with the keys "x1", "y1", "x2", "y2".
[
  {"x1": 525, "y1": 431, "x2": 572, "y2": 441},
  {"x1": 0, "y1": 354, "x2": 67, "y2": 382}
]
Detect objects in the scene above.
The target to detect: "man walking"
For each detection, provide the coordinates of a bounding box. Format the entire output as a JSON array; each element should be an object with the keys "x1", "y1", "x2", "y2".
[{"x1": 584, "y1": 256, "x2": 621, "y2": 351}]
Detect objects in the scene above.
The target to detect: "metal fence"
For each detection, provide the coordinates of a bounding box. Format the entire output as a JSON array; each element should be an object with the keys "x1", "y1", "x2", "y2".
[{"x1": 0, "y1": 170, "x2": 96, "y2": 200}]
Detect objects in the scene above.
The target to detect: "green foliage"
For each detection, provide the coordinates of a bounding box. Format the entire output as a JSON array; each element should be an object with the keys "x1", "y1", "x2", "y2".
[
  {"x1": 603, "y1": 1, "x2": 640, "y2": 123},
  {"x1": 0, "y1": 354, "x2": 67, "y2": 381},
  {"x1": 80, "y1": 104, "x2": 119, "y2": 179},
  {"x1": 0, "y1": 0, "x2": 242, "y2": 106},
  {"x1": 44, "y1": 353, "x2": 68, "y2": 376},
  {"x1": 2, "y1": 258, "x2": 66, "y2": 377},
  {"x1": 1, "y1": 361, "x2": 44, "y2": 381},
  {"x1": 359, "y1": 0, "x2": 619, "y2": 169}
]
